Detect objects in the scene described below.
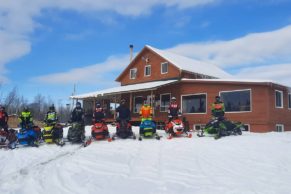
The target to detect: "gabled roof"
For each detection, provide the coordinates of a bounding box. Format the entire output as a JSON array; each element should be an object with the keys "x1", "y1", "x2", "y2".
[
  {"x1": 71, "y1": 80, "x2": 178, "y2": 99},
  {"x1": 146, "y1": 45, "x2": 231, "y2": 78},
  {"x1": 115, "y1": 45, "x2": 231, "y2": 81}
]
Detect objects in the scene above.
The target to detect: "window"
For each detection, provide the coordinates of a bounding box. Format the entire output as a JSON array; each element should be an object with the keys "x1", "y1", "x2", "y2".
[
  {"x1": 288, "y1": 93, "x2": 291, "y2": 109},
  {"x1": 130, "y1": 68, "x2": 137, "y2": 79},
  {"x1": 276, "y1": 124, "x2": 284, "y2": 132},
  {"x1": 161, "y1": 62, "x2": 168, "y2": 74},
  {"x1": 144, "y1": 65, "x2": 151, "y2": 76},
  {"x1": 220, "y1": 89, "x2": 251, "y2": 112},
  {"x1": 275, "y1": 90, "x2": 283, "y2": 108},
  {"x1": 134, "y1": 96, "x2": 143, "y2": 113},
  {"x1": 160, "y1": 93, "x2": 171, "y2": 112},
  {"x1": 182, "y1": 94, "x2": 206, "y2": 114},
  {"x1": 242, "y1": 124, "x2": 250, "y2": 132}
]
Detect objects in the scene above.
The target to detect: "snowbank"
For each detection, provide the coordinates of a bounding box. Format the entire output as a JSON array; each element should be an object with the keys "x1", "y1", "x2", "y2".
[{"x1": 1, "y1": 126, "x2": 291, "y2": 194}]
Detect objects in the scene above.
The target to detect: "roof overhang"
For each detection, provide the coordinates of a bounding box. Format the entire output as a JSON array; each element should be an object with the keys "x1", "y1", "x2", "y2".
[{"x1": 71, "y1": 80, "x2": 178, "y2": 100}]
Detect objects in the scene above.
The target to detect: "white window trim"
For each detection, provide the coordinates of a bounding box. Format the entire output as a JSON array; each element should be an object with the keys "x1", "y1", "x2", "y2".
[
  {"x1": 219, "y1": 89, "x2": 252, "y2": 113},
  {"x1": 133, "y1": 96, "x2": 143, "y2": 113},
  {"x1": 144, "y1": 65, "x2": 151, "y2": 77},
  {"x1": 243, "y1": 124, "x2": 251, "y2": 132},
  {"x1": 130, "y1": 68, "x2": 137, "y2": 79},
  {"x1": 275, "y1": 90, "x2": 283, "y2": 108},
  {"x1": 288, "y1": 93, "x2": 291, "y2": 109},
  {"x1": 276, "y1": 124, "x2": 284, "y2": 132},
  {"x1": 161, "y1": 62, "x2": 168, "y2": 74},
  {"x1": 181, "y1": 93, "x2": 207, "y2": 115},
  {"x1": 160, "y1": 93, "x2": 171, "y2": 112}
]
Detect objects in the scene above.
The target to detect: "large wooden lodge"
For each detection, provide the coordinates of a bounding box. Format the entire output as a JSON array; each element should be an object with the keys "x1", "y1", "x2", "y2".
[{"x1": 71, "y1": 45, "x2": 291, "y2": 132}]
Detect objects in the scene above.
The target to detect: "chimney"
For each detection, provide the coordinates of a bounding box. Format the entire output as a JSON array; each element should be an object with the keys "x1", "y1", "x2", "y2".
[{"x1": 129, "y1": 44, "x2": 133, "y2": 62}]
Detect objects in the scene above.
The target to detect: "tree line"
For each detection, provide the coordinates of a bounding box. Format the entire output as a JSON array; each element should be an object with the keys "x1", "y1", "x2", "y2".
[{"x1": 0, "y1": 86, "x2": 71, "y2": 123}]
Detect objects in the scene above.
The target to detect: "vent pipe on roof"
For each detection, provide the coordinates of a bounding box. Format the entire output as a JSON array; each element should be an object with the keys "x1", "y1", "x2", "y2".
[{"x1": 129, "y1": 44, "x2": 133, "y2": 62}]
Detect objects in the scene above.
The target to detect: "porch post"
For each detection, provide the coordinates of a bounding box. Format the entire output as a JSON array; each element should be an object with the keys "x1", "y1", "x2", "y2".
[
  {"x1": 151, "y1": 90, "x2": 154, "y2": 117},
  {"x1": 114, "y1": 95, "x2": 117, "y2": 120},
  {"x1": 130, "y1": 92, "x2": 133, "y2": 112}
]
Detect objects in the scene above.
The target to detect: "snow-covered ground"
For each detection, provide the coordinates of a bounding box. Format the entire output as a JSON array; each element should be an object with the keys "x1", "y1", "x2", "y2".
[{"x1": 1, "y1": 126, "x2": 291, "y2": 194}]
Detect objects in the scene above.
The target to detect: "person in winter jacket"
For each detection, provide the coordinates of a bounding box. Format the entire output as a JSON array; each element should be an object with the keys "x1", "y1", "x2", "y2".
[
  {"x1": 211, "y1": 96, "x2": 225, "y2": 119},
  {"x1": 115, "y1": 99, "x2": 131, "y2": 122},
  {"x1": 139, "y1": 100, "x2": 153, "y2": 122},
  {"x1": 168, "y1": 97, "x2": 181, "y2": 121},
  {"x1": 44, "y1": 104, "x2": 58, "y2": 125},
  {"x1": 70, "y1": 102, "x2": 84, "y2": 124},
  {"x1": 93, "y1": 102, "x2": 105, "y2": 123},
  {"x1": 0, "y1": 106, "x2": 9, "y2": 132},
  {"x1": 19, "y1": 107, "x2": 33, "y2": 129}
]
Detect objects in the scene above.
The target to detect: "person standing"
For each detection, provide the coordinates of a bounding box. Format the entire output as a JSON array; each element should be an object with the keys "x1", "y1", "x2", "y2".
[{"x1": 0, "y1": 106, "x2": 9, "y2": 132}]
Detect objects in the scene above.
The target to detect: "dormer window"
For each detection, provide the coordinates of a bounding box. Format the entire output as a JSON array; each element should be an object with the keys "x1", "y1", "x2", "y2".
[
  {"x1": 161, "y1": 62, "x2": 168, "y2": 74},
  {"x1": 130, "y1": 68, "x2": 137, "y2": 79},
  {"x1": 144, "y1": 65, "x2": 151, "y2": 77}
]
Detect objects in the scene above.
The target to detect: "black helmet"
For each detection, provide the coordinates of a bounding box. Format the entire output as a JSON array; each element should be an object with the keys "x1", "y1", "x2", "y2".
[
  {"x1": 96, "y1": 102, "x2": 101, "y2": 108},
  {"x1": 49, "y1": 104, "x2": 55, "y2": 111},
  {"x1": 76, "y1": 102, "x2": 81, "y2": 108},
  {"x1": 24, "y1": 106, "x2": 29, "y2": 111},
  {"x1": 121, "y1": 99, "x2": 126, "y2": 104},
  {"x1": 0, "y1": 105, "x2": 4, "y2": 111}
]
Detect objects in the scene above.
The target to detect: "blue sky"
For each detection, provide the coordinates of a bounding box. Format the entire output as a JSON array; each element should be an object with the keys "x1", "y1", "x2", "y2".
[{"x1": 1, "y1": 0, "x2": 291, "y2": 105}]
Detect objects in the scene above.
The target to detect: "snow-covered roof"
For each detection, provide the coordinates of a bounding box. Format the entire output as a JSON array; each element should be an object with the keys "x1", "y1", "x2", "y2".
[
  {"x1": 71, "y1": 80, "x2": 178, "y2": 99},
  {"x1": 145, "y1": 45, "x2": 231, "y2": 79},
  {"x1": 181, "y1": 78, "x2": 290, "y2": 88}
]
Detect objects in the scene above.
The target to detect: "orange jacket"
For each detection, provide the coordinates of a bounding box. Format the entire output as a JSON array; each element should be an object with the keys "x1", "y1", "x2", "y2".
[{"x1": 139, "y1": 105, "x2": 153, "y2": 118}]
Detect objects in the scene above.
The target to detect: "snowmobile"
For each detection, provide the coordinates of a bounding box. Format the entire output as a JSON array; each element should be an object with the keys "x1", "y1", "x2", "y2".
[
  {"x1": 67, "y1": 122, "x2": 85, "y2": 143},
  {"x1": 42, "y1": 123, "x2": 65, "y2": 146},
  {"x1": 165, "y1": 117, "x2": 192, "y2": 139},
  {"x1": 138, "y1": 119, "x2": 160, "y2": 141},
  {"x1": 112, "y1": 119, "x2": 136, "y2": 140},
  {"x1": 83, "y1": 121, "x2": 112, "y2": 147},
  {"x1": 0, "y1": 129, "x2": 17, "y2": 149},
  {"x1": 197, "y1": 117, "x2": 244, "y2": 139},
  {"x1": 17, "y1": 124, "x2": 41, "y2": 147}
]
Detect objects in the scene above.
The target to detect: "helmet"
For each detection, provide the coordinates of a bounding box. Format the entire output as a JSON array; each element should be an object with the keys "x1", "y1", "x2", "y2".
[
  {"x1": 121, "y1": 99, "x2": 126, "y2": 103},
  {"x1": 171, "y1": 97, "x2": 176, "y2": 101},
  {"x1": 76, "y1": 102, "x2": 81, "y2": 108},
  {"x1": 0, "y1": 105, "x2": 3, "y2": 111},
  {"x1": 96, "y1": 102, "x2": 101, "y2": 108},
  {"x1": 49, "y1": 104, "x2": 55, "y2": 111},
  {"x1": 24, "y1": 106, "x2": 29, "y2": 112},
  {"x1": 215, "y1": 96, "x2": 220, "y2": 99}
]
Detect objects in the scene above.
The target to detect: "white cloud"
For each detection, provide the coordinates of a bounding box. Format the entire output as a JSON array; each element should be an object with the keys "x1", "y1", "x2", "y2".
[
  {"x1": 235, "y1": 64, "x2": 291, "y2": 87},
  {"x1": 32, "y1": 54, "x2": 130, "y2": 85},
  {"x1": 167, "y1": 25, "x2": 291, "y2": 68},
  {"x1": 0, "y1": 0, "x2": 219, "y2": 82}
]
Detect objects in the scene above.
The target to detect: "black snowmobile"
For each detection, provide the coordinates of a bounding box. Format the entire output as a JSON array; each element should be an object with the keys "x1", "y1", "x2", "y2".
[
  {"x1": 112, "y1": 119, "x2": 136, "y2": 140},
  {"x1": 67, "y1": 122, "x2": 85, "y2": 143},
  {"x1": 42, "y1": 123, "x2": 65, "y2": 146}
]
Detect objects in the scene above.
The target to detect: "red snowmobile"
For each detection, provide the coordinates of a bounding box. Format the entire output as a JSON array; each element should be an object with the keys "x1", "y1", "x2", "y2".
[
  {"x1": 165, "y1": 117, "x2": 192, "y2": 139},
  {"x1": 84, "y1": 120, "x2": 112, "y2": 147}
]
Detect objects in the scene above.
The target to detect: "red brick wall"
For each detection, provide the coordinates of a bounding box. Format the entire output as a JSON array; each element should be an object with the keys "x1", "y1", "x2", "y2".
[{"x1": 112, "y1": 81, "x2": 291, "y2": 133}]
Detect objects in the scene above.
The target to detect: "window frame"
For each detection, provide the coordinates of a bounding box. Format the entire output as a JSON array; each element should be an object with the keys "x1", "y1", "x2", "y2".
[
  {"x1": 275, "y1": 90, "x2": 283, "y2": 108},
  {"x1": 161, "y1": 62, "x2": 168, "y2": 74},
  {"x1": 144, "y1": 65, "x2": 151, "y2": 77},
  {"x1": 160, "y1": 93, "x2": 171, "y2": 112},
  {"x1": 219, "y1": 89, "x2": 252, "y2": 113},
  {"x1": 276, "y1": 124, "x2": 284, "y2": 132},
  {"x1": 129, "y1": 68, "x2": 137, "y2": 79},
  {"x1": 181, "y1": 93, "x2": 207, "y2": 114}
]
